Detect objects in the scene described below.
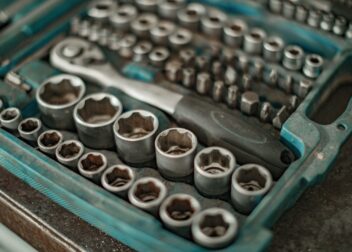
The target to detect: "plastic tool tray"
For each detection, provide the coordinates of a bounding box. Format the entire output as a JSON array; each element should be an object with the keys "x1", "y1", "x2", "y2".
[{"x1": 0, "y1": 0, "x2": 351, "y2": 251}]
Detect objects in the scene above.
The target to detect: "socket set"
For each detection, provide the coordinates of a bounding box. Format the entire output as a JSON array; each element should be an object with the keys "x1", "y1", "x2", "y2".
[{"x1": 0, "y1": 0, "x2": 351, "y2": 251}]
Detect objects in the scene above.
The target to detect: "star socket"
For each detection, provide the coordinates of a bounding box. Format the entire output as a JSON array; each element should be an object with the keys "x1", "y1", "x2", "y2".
[
  {"x1": 101, "y1": 165, "x2": 135, "y2": 197},
  {"x1": 78, "y1": 152, "x2": 108, "y2": 183},
  {"x1": 38, "y1": 130, "x2": 63, "y2": 156},
  {"x1": 56, "y1": 140, "x2": 84, "y2": 169}
]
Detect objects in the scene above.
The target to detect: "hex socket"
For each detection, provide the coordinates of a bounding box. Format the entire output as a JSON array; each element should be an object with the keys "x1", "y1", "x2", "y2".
[
  {"x1": 194, "y1": 147, "x2": 236, "y2": 196},
  {"x1": 191, "y1": 208, "x2": 238, "y2": 249},
  {"x1": 0, "y1": 107, "x2": 22, "y2": 130},
  {"x1": 74, "y1": 93, "x2": 123, "y2": 149},
  {"x1": 109, "y1": 5, "x2": 138, "y2": 31},
  {"x1": 223, "y1": 19, "x2": 248, "y2": 47},
  {"x1": 18, "y1": 117, "x2": 43, "y2": 142},
  {"x1": 78, "y1": 152, "x2": 108, "y2": 183},
  {"x1": 128, "y1": 177, "x2": 167, "y2": 215},
  {"x1": 56, "y1": 140, "x2": 85, "y2": 169},
  {"x1": 37, "y1": 130, "x2": 64, "y2": 156},
  {"x1": 282, "y1": 45, "x2": 304, "y2": 71},
  {"x1": 159, "y1": 193, "x2": 201, "y2": 238},
  {"x1": 243, "y1": 28, "x2": 266, "y2": 55},
  {"x1": 101, "y1": 164, "x2": 135, "y2": 197},
  {"x1": 155, "y1": 128, "x2": 198, "y2": 179},
  {"x1": 303, "y1": 54, "x2": 324, "y2": 79},
  {"x1": 177, "y1": 3, "x2": 206, "y2": 30},
  {"x1": 36, "y1": 74, "x2": 86, "y2": 130},
  {"x1": 114, "y1": 110, "x2": 159, "y2": 165},
  {"x1": 201, "y1": 9, "x2": 227, "y2": 39},
  {"x1": 231, "y1": 164, "x2": 273, "y2": 214}
]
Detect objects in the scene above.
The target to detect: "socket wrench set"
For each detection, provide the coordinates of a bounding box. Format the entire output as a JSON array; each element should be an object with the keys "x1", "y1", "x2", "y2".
[{"x1": 0, "y1": 0, "x2": 351, "y2": 251}]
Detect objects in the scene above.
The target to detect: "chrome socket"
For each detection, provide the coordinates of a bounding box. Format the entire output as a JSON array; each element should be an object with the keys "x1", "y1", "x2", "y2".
[
  {"x1": 78, "y1": 152, "x2": 108, "y2": 183},
  {"x1": 320, "y1": 12, "x2": 335, "y2": 31},
  {"x1": 36, "y1": 74, "x2": 86, "y2": 130},
  {"x1": 155, "y1": 128, "x2": 198, "y2": 179},
  {"x1": 243, "y1": 28, "x2": 266, "y2": 55},
  {"x1": 109, "y1": 4, "x2": 138, "y2": 31},
  {"x1": 223, "y1": 19, "x2": 247, "y2": 48},
  {"x1": 192, "y1": 208, "x2": 238, "y2": 249},
  {"x1": 282, "y1": 0, "x2": 296, "y2": 19},
  {"x1": 37, "y1": 130, "x2": 63, "y2": 156},
  {"x1": 0, "y1": 98, "x2": 3, "y2": 112},
  {"x1": 0, "y1": 107, "x2": 22, "y2": 130},
  {"x1": 295, "y1": 4, "x2": 308, "y2": 23},
  {"x1": 87, "y1": 0, "x2": 117, "y2": 22},
  {"x1": 307, "y1": 9, "x2": 322, "y2": 28},
  {"x1": 263, "y1": 36, "x2": 284, "y2": 63},
  {"x1": 231, "y1": 164, "x2": 273, "y2": 214},
  {"x1": 128, "y1": 177, "x2": 167, "y2": 214},
  {"x1": 101, "y1": 164, "x2": 135, "y2": 197},
  {"x1": 240, "y1": 91, "x2": 260, "y2": 116},
  {"x1": 282, "y1": 45, "x2": 304, "y2": 71},
  {"x1": 158, "y1": 0, "x2": 186, "y2": 20},
  {"x1": 133, "y1": 41, "x2": 153, "y2": 62},
  {"x1": 269, "y1": 0, "x2": 283, "y2": 14},
  {"x1": 333, "y1": 16, "x2": 348, "y2": 36},
  {"x1": 148, "y1": 47, "x2": 170, "y2": 67},
  {"x1": 303, "y1": 54, "x2": 324, "y2": 79},
  {"x1": 177, "y1": 3, "x2": 206, "y2": 30},
  {"x1": 168, "y1": 28, "x2": 193, "y2": 49},
  {"x1": 212, "y1": 80, "x2": 225, "y2": 102},
  {"x1": 201, "y1": 9, "x2": 227, "y2": 39},
  {"x1": 118, "y1": 34, "x2": 137, "y2": 59},
  {"x1": 73, "y1": 93, "x2": 123, "y2": 149},
  {"x1": 196, "y1": 72, "x2": 212, "y2": 95},
  {"x1": 114, "y1": 110, "x2": 159, "y2": 165},
  {"x1": 182, "y1": 68, "x2": 196, "y2": 88},
  {"x1": 297, "y1": 79, "x2": 312, "y2": 98},
  {"x1": 135, "y1": 0, "x2": 159, "y2": 12},
  {"x1": 159, "y1": 193, "x2": 201, "y2": 237},
  {"x1": 18, "y1": 118, "x2": 42, "y2": 142},
  {"x1": 131, "y1": 13, "x2": 158, "y2": 37},
  {"x1": 150, "y1": 21, "x2": 176, "y2": 45},
  {"x1": 56, "y1": 140, "x2": 85, "y2": 169},
  {"x1": 226, "y1": 85, "x2": 239, "y2": 109},
  {"x1": 194, "y1": 147, "x2": 236, "y2": 196}
]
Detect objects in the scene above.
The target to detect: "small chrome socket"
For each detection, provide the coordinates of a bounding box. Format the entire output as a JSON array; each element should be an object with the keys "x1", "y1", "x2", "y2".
[
  {"x1": 133, "y1": 41, "x2": 153, "y2": 62},
  {"x1": 37, "y1": 130, "x2": 63, "y2": 156},
  {"x1": 282, "y1": 45, "x2": 304, "y2": 71},
  {"x1": 263, "y1": 36, "x2": 284, "y2": 63},
  {"x1": 269, "y1": 0, "x2": 283, "y2": 14},
  {"x1": 159, "y1": 193, "x2": 201, "y2": 238},
  {"x1": 36, "y1": 74, "x2": 86, "y2": 130},
  {"x1": 231, "y1": 164, "x2": 273, "y2": 214},
  {"x1": 128, "y1": 177, "x2": 167, "y2": 215},
  {"x1": 192, "y1": 208, "x2": 238, "y2": 249},
  {"x1": 135, "y1": 0, "x2": 159, "y2": 12},
  {"x1": 158, "y1": 0, "x2": 186, "y2": 20},
  {"x1": 18, "y1": 118, "x2": 42, "y2": 142},
  {"x1": 155, "y1": 128, "x2": 198, "y2": 179},
  {"x1": 0, "y1": 107, "x2": 22, "y2": 130},
  {"x1": 78, "y1": 152, "x2": 108, "y2": 183},
  {"x1": 109, "y1": 4, "x2": 138, "y2": 31},
  {"x1": 194, "y1": 147, "x2": 236, "y2": 196},
  {"x1": 150, "y1": 21, "x2": 176, "y2": 45},
  {"x1": 223, "y1": 19, "x2": 247, "y2": 48},
  {"x1": 56, "y1": 140, "x2": 85, "y2": 169},
  {"x1": 74, "y1": 93, "x2": 122, "y2": 149},
  {"x1": 201, "y1": 9, "x2": 227, "y2": 39},
  {"x1": 131, "y1": 13, "x2": 158, "y2": 38},
  {"x1": 114, "y1": 110, "x2": 159, "y2": 165},
  {"x1": 87, "y1": 0, "x2": 117, "y2": 22},
  {"x1": 101, "y1": 164, "x2": 135, "y2": 197},
  {"x1": 177, "y1": 3, "x2": 206, "y2": 30},
  {"x1": 168, "y1": 28, "x2": 193, "y2": 49},
  {"x1": 303, "y1": 54, "x2": 324, "y2": 79},
  {"x1": 243, "y1": 28, "x2": 267, "y2": 55},
  {"x1": 148, "y1": 47, "x2": 170, "y2": 67}
]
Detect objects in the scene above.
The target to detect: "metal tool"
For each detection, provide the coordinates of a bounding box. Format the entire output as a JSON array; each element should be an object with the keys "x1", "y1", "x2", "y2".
[
  {"x1": 259, "y1": 102, "x2": 273, "y2": 123},
  {"x1": 18, "y1": 118, "x2": 42, "y2": 142},
  {"x1": 73, "y1": 93, "x2": 123, "y2": 149},
  {"x1": 320, "y1": 12, "x2": 335, "y2": 31},
  {"x1": 135, "y1": 0, "x2": 159, "y2": 12},
  {"x1": 87, "y1": 0, "x2": 117, "y2": 22},
  {"x1": 131, "y1": 13, "x2": 158, "y2": 37},
  {"x1": 272, "y1": 105, "x2": 290, "y2": 129},
  {"x1": 297, "y1": 79, "x2": 313, "y2": 98},
  {"x1": 212, "y1": 80, "x2": 225, "y2": 102},
  {"x1": 201, "y1": 9, "x2": 227, "y2": 39},
  {"x1": 150, "y1": 21, "x2": 176, "y2": 45},
  {"x1": 133, "y1": 41, "x2": 153, "y2": 62},
  {"x1": 78, "y1": 152, "x2": 108, "y2": 183},
  {"x1": 194, "y1": 147, "x2": 236, "y2": 196},
  {"x1": 223, "y1": 19, "x2": 247, "y2": 48},
  {"x1": 114, "y1": 110, "x2": 159, "y2": 165},
  {"x1": 118, "y1": 34, "x2": 137, "y2": 58},
  {"x1": 155, "y1": 128, "x2": 197, "y2": 179},
  {"x1": 159, "y1": 193, "x2": 201, "y2": 238},
  {"x1": 243, "y1": 28, "x2": 266, "y2": 55},
  {"x1": 181, "y1": 67, "x2": 196, "y2": 88},
  {"x1": 263, "y1": 36, "x2": 284, "y2": 63},
  {"x1": 109, "y1": 4, "x2": 138, "y2": 31},
  {"x1": 37, "y1": 130, "x2": 63, "y2": 156},
  {"x1": 231, "y1": 164, "x2": 273, "y2": 214},
  {"x1": 50, "y1": 37, "x2": 294, "y2": 177},
  {"x1": 177, "y1": 3, "x2": 206, "y2": 30},
  {"x1": 303, "y1": 54, "x2": 324, "y2": 79},
  {"x1": 295, "y1": 4, "x2": 308, "y2": 22},
  {"x1": 158, "y1": 0, "x2": 186, "y2": 20},
  {"x1": 282, "y1": 45, "x2": 304, "y2": 71},
  {"x1": 148, "y1": 47, "x2": 170, "y2": 67},
  {"x1": 332, "y1": 16, "x2": 348, "y2": 36},
  {"x1": 165, "y1": 59, "x2": 183, "y2": 82},
  {"x1": 128, "y1": 177, "x2": 167, "y2": 215},
  {"x1": 0, "y1": 107, "x2": 22, "y2": 131},
  {"x1": 307, "y1": 9, "x2": 322, "y2": 28},
  {"x1": 168, "y1": 28, "x2": 193, "y2": 49},
  {"x1": 196, "y1": 72, "x2": 212, "y2": 95},
  {"x1": 101, "y1": 164, "x2": 135, "y2": 197},
  {"x1": 191, "y1": 208, "x2": 238, "y2": 249},
  {"x1": 240, "y1": 91, "x2": 260, "y2": 116},
  {"x1": 282, "y1": 0, "x2": 296, "y2": 19},
  {"x1": 226, "y1": 85, "x2": 239, "y2": 108},
  {"x1": 179, "y1": 48, "x2": 195, "y2": 67},
  {"x1": 56, "y1": 140, "x2": 85, "y2": 169}
]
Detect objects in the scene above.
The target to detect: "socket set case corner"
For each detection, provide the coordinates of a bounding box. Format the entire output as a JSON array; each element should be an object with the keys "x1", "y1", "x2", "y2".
[{"x1": 0, "y1": 0, "x2": 351, "y2": 251}]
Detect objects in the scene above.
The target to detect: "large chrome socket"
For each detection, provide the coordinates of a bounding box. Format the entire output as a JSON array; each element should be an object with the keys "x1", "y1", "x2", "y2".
[
  {"x1": 303, "y1": 54, "x2": 324, "y2": 79},
  {"x1": 158, "y1": 0, "x2": 186, "y2": 20},
  {"x1": 56, "y1": 140, "x2": 85, "y2": 169},
  {"x1": 0, "y1": 107, "x2": 22, "y2": 130},
  {"x1": 150, "y1": 21, "x2": 176, "y2": 45},
  {"x1": 177, "y1": 3, "x2": 206, "y2": 30},
  {"x1": 36, "y1": 74, "x2": 86, "y2": 130},
  {"x1": 131, "y1": 13, "x2": 158, "y2": 38},
  {"x1": 37, "y1": 130, "x2": 63, "y2": 156},
  {"x1": 194, "y1": 147, "x2": 236, "y2": 196},
  {"x1": 243, "y1": 28, "x2": 267, "y2": 55},
  {"x1": 223, "y1": 19, "x2": 248, "y2": 48},
  {"x1": 78, "y1": 152, "x2": 108, "y2": 183},
  {"x1": 191, "y1": 208, "x2": 238, "y2": 249},
  {"x1": 128, "y1": 177, "x2": 167, "y2": 215},
  {"x1": 201, "y1": 9, "x2": 227, "y2": 39},
  {"x1": 109, "y1": 4, "x2": 138, "y2": 31},
  {"x1": 231, "y1": 164, "x2": 273, "y2": 214},
  {"x1": 87, "y1": 0, "x2": 117, "y2": 22},
  {"x1": 155, "y1": 128, "x2": 198, "y2": 179},
  {"x1": 18, "y1": 118, "x2": 42, "y2": 142},
  {"x1": 159, "y1": 193, "x2": 201, "y2": 237},
  {"x1": 74, "y1": 93, "x2": 122, "y2": 149},
  {"x1": 114, "y1": 110, "x2": 159, "y2": 165},
  {"x1": 282, "y1": 45, "x2": 304, "y2": 71},
  {"x1": 101, "y1": 164, "x2": 135, "y2": 197}
]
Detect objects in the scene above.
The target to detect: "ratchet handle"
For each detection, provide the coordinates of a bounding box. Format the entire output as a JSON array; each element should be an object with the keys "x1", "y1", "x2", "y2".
[{"x1": 173, "y1": 95, "x2": 294, "y2": 179}]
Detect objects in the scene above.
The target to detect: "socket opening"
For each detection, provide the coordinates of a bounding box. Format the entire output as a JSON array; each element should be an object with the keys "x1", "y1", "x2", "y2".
[
  {"x1": 307, "y1": 55, "x2": 323, "y2": 65},
  {"x1": 40, "y1": 79, "x2": 82, "y2": 105},
  {"x1": 287, "y1": 46, "x2": 303, "y2": 57},
  {"x1": 19, "y1": 119, "x2": 40, "y2": 134},
  {"x1": 186, "y1": 9, "x2": 197, "y2": 16},
  {"x1": 199, "y1": 213, "x2": 229, "y2": 238},
  {"x1": 134, "y1": 181, "x2": 161, "y2": 203},
  {"x1": 80, "y1": 153, "x2": 105, "y2": 172},
  {"x1": 157, "y1": 129, "x2": 194, "y2": 155},
  {"x1": 106, "y1": 166, "x2": 132, "y2": 187},
  {"x1": 1, "y1": 109, "x2": 19, "y2": 121},
  {"x1": 198, "y1": 149, "x2": 231, "y2": 174},
  {"x1": 236, "y1": 166, "x2": 267, "y2": 192},
  {"x1": 58, "y1": 142, "x2": 82, "y2": 159},
  {"x1": 250, "y1": 31, "x2": 263, "y2": 40},
  {"x1": 166, "y1": 197, "x2": 195, "y2": 221},
  {"x1": 39, "y1": 131, "x2": 62, "y2": 147},
  {"x1": 117, "y1": 111, "x2": 155, "y2": 139}
]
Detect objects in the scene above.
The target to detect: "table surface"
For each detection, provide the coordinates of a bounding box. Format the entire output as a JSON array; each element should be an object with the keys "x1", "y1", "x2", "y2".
[{"x1": 0, "y1": 136, "x2": 351, "y2": 252}]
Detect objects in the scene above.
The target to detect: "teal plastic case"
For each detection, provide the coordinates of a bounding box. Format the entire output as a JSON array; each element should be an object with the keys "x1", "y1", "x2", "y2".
[{"x1": 0, "y1": 1, "x2": 351, "y2": 251}]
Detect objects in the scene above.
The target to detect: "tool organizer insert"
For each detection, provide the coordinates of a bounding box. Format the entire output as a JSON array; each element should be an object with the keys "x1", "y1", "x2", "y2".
[{"x1": 0, "y1": 0, "x2": 351, "y2": 251}]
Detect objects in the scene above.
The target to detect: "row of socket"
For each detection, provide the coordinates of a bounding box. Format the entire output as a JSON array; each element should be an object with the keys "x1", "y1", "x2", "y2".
[
  {"x1": 269, "y1": 0, "x2": 352, "y2": 38},
  {"x1": 83, "y1": 0, "x2": 325, "y2": 79}
]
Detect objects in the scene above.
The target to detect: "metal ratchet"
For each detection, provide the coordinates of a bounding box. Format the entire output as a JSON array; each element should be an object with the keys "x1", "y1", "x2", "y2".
[{"x1": 50, "y1": 37, "x2": 294, "y2": 178}]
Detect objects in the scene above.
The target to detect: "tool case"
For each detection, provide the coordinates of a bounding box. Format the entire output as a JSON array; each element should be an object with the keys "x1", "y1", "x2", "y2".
[{"x1": 0, "y1": 0, "x2": 351, "y2": 251}]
